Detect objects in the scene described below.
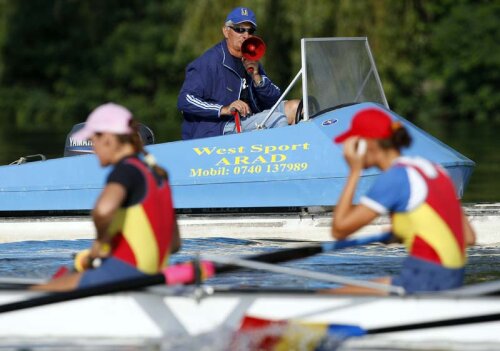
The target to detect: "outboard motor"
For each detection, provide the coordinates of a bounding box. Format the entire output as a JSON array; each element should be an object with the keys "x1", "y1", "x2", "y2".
[{"x1": 64, "y1": 122, "x2": 155, "y2": 157}]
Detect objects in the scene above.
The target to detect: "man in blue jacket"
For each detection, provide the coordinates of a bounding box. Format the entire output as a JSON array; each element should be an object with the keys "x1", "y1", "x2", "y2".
[{"x1": 178, "y1": 7, "x2": 299, "y2": 140}]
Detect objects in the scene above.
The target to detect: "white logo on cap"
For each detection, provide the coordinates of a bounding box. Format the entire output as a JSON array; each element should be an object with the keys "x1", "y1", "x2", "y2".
[{"x1": 241, "y1": 8, "x2": 248, "y2": 16}]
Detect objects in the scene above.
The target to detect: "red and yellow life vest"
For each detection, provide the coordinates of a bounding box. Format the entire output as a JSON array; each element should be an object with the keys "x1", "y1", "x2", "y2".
[
  {"x1": 392, "y1": 161, "x2": 466, "y2": 269},
  {"x1": 108, "y1": 158, "x2": 175, "y2": 274}
]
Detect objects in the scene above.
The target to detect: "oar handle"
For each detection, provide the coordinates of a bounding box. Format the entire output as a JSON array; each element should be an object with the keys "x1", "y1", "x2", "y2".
[{"x1": 163, "y1": 261, "x2": 215, "y2": 285}]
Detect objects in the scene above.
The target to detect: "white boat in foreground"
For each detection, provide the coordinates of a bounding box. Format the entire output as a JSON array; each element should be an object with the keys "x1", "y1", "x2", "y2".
[{"x1": 1, "y1": 283, "x2": 500, "y2": 350}]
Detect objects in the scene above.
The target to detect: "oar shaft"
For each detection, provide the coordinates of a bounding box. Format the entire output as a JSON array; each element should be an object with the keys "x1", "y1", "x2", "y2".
[
  {"x1": 215, "y1": 246, "x2": 323, "y2": 274},
  {"x1": 322, "y1": 233, "x2": 392, "y2": 251},
  {"x1": 368, "y1": 312, "x2": 500, "y2": 334},
  {"x1": 0, "y1": 277, "x2": 47, "y2": 290},
  {"x1": 204, "y1": 255, "x2": 404, "y2": 295},
  {"x1": 217, "y1": 232, "x2": 391, "y2": 274},
  {"x1": 165, "y1": 233, "x2": 391, "y2": 284},
  {"x1": 0, "y1": 274, "x2": 166, "y2": 314}
]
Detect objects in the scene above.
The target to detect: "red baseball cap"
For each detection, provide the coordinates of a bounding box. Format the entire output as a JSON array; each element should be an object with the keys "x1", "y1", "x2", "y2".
[{"x1": 334, "y1": 108, "x2": 394, "y2": 143}]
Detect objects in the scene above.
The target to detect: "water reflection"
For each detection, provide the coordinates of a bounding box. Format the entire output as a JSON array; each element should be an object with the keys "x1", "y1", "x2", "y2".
[{"x1": 423, "y1": 121, "x2": 500, "y2": 202}]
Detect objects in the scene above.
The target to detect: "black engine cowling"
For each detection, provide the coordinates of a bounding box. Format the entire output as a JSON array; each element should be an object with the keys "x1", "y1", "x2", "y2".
[{"x1": 64, "y1": 122, "x2": 155, "y2": 157}]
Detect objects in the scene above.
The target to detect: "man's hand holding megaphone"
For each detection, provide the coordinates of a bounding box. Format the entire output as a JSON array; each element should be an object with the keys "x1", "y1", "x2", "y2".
[
  {"x1": 241, "y1": 36, "x2": 266, "y2": 86},
  {"x1": 242, "y1": 58, "x2": 260, "y2": 84}
]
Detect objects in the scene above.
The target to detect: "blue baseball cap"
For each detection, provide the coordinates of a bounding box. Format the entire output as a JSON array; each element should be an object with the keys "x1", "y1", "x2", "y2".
[{"x1": 225, "y1": 7, "x2": 257, "y2": 28}]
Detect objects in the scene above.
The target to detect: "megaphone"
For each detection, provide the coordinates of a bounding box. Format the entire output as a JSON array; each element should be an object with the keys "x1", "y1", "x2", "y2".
[{"x1": 241, "y1": 36, "x2": 266, "y2": 73}]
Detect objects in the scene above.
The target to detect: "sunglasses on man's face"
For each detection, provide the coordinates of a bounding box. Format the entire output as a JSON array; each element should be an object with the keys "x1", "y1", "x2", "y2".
[{"x1": 228, "y1": 26, "x2": 256, "y2": 35}]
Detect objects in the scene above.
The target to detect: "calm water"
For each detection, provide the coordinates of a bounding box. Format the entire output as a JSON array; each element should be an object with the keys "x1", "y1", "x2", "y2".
[{"x1": 0, "y1": 238, "x2": 498, "y2": 287}]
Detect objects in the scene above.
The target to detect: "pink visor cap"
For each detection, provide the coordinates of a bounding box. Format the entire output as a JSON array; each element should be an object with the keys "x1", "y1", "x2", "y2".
[{"x1": 72, "y1": 103, "x2": 133, "y2": 141}]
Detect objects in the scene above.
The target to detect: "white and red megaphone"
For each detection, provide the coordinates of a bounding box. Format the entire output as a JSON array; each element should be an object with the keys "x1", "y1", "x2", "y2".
[{"x1": 241, "y1": 36, "x2": 266, "y2": 73}]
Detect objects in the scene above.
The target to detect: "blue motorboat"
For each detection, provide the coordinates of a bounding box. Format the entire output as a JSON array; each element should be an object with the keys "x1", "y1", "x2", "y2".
[{"x1": 0, "y1": 38, "x2": 474, "y2": 213}]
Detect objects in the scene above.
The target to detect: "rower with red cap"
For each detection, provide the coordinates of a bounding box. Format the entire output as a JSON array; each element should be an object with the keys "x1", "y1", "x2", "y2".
[
  {"x1": 34, "y1": 103, "x2": 181, "y2": 291},
  {"x1": 330, "y1": 107, "x2": 476, "y2": 294}
]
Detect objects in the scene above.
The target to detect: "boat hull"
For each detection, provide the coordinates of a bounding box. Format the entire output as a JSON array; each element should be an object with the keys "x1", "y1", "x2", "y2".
[
  {"x1": 0, "y1": 103, "x2": 474, "y2": 213},
  {"x1": 0, "y1": 287, "x2": 499, "y2": 348}
]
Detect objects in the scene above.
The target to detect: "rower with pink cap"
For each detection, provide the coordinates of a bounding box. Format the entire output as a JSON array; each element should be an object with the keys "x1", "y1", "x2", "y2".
[{"x1": 33, "y1": 103, "x2": 181, "y2": 291}]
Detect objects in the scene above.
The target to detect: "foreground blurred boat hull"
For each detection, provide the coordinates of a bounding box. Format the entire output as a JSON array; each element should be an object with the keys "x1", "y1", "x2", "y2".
[{"x1": 0, "y1": 286, "x2": 499, "y2": 349}]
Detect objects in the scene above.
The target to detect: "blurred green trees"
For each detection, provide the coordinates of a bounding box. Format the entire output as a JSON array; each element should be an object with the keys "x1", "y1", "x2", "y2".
[{"x1": 0, "y1": 0, "x2": 498, "y2": 144}]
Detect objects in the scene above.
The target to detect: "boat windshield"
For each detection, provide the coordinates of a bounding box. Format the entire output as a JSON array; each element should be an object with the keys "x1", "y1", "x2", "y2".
[{"x1": 301, "y1": 37, "x2": 389, "y2": 119}]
